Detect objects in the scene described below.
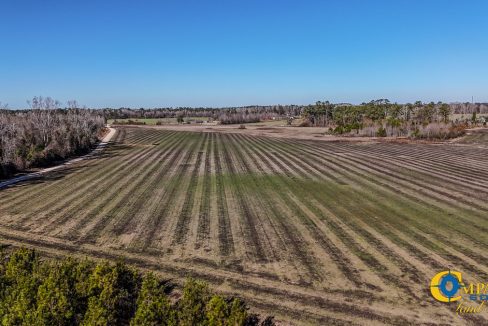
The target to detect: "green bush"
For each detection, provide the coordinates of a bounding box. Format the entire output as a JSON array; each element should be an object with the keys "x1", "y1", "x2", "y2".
[
  {"x1": 0, "y1": 248, "x2": 273, "y2": 326},
  {"x1": 376, "y1": 126, "x2": 387, "y2": 137},
  {"x1": 131, "y1": 273, "x2": 175, "y2": 325},
  {"x1": 333, "y1": 125, "x2": 344, "y2": 134}
]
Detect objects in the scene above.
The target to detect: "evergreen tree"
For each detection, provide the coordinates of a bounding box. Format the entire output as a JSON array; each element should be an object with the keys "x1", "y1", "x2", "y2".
[
  {"x1": 0, "y1": 248, "x2": 41, "y2": 325},
  {"x1": 82, "y1": 261, "x2": 140, "y2": 326},
  {"x1": 0, "y1": 249, "x2": 268, "y2": 326},
  {"x1": 206, "y1": 295, "x2": 229, "y2": 326},
  {"x1": 177, "y1": 278, "x2": 211, "y2": 325},
  {"x1": 131, "y1": 273, "x2": 175, "y2": 326},
  {"x1": 227, "y1": 298, "x2": 248, "y2": 326},
  {"x1": 34, "y1": 262, "x2": 75, "y2": 325}
]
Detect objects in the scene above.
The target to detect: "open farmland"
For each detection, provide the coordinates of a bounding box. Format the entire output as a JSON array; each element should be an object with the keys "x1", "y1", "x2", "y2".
[
  {"x1": 0, "y1": 127, "x2": 487, "y2": 324},
  {"x1": 108, "y1": 117, "x2": 212, "y2": 125}
]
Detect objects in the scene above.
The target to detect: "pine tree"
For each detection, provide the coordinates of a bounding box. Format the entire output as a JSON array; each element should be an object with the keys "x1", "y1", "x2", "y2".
[
  {"x1": 227, "y1": 298, "x2": 248, "y2": 325},
  {"x1": 131, "y1": 273, "x2": 175, "y2": 325},
  {"x1": 177, "y1": 278, "x2": 210, "y2": 325},
  {"x1": 34, "y1": 262, "x2": 75, "y2": 325},
  {"x1": 206, "y1": 295, "x2": 229, "y2": 326},
  {"x1": 82, "y1": 261, "x2": 140, "y2": 325}
]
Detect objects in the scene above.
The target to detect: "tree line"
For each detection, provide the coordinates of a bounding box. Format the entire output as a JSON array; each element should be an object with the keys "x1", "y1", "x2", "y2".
[
  {"x1": 103, "y1": 105, "x2": 304, "y2": 125},
  {"x1": 0, "y1": 97, "x2": 105, "y2": 178},
  {"x1": 1, "y1": 96, "x2": 486, "y2": 177},
  {"x1": 302, "y1": 100, "x2": 486, "y2": 139},
  {"x1": 0, "y1": 247, "x2": 273, "y2": 326},
  {"x1": 102, "y1": 101, "x2": 487, "y2": 126}
]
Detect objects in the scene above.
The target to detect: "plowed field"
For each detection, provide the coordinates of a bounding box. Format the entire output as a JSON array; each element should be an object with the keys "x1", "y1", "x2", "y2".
[{"x1": 1, "y1": 127, "x2": 487, "y2": 325}]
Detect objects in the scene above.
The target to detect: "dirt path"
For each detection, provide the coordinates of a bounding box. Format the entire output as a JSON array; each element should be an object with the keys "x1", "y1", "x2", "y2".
[{"x1": 0, "y1": 126, "x2": 116, "y2": 189}]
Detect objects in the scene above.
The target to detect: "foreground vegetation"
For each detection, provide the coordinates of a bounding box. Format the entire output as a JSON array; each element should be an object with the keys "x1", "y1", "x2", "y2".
[
  {"x1": 0, "y1": 247, "x2": 270, "y2": 325},
  {"x1": 1, "y1": 127, "x2": 486, "y2": 324}
]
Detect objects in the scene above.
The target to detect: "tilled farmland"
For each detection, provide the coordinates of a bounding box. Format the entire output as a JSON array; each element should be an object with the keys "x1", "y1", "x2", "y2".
[{"x1": 1, "y1": 126, "x2": 487, "y2": 325}]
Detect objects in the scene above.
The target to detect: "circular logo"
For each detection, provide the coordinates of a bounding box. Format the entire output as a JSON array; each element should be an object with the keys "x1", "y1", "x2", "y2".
[{"x1": 430, "y1": 270, "x2": 463, "y2": 302}]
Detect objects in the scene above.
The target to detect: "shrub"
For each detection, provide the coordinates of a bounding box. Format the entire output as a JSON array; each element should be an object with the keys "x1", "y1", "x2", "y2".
[
  {"x1": 0, "y1": 248, "x2": 273, "y2": 325},
  {"x1": 376, "y1": 126, "x2": 387, "y2": 137},
  {"x1": 177, "y1": 278, "x2": 210, "y2": 325},
  {"x1": 406, "y1": 122, "x2": 467, "y2": 140},
  {"x1": 131, "y1": 273, "x2": 175, "y2": 325},
  {"x1": 205, "y1": 296, "x2": 228, "y2": 326},
  {"x1": 82, "y1": 261, "x2": 140, "y2": 325},
  {"x1": 299, "y1": 120, "x2": 312, "y2": 127},
  {"x1": 203, "y1": 296, "x2": 249, "y2": 326},
  {"x1": 333, "y1": 126, "x2": 344, "y2": 134}
]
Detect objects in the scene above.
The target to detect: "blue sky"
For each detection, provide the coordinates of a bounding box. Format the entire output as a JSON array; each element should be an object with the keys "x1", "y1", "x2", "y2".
[{"x1": 1, "y1": 0, "x2": 487, "y2": 108}]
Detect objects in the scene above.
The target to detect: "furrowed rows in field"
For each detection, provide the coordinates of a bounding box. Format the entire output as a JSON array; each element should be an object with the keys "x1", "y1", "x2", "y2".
[{"x1": 1, "y1": 126, "x2": 486, "y2": 325}]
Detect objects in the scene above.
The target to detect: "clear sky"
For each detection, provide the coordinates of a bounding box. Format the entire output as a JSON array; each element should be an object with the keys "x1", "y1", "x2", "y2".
[{"x1": 1, "y1": 0, "x2": 487, "y2": 109}]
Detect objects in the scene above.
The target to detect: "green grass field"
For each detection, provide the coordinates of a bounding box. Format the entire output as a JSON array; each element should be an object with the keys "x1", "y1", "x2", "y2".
[{"x1": 0, "y1": 127, "x2": 487, "y2": 324}]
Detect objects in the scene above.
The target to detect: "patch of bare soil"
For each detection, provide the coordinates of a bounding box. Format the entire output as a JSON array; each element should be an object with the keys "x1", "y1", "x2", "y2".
[
  {"x1": 451, "y1": 127, "x2": 488, "y2": 146},
  {"x1": 131, "y1": 124, "x2": 385, "y2": 142}
]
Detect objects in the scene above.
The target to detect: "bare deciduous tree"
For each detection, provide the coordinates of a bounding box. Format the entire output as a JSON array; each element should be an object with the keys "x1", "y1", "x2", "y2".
[{"x1": 0, "y1": 98, "x2": 104, "y2": 178}]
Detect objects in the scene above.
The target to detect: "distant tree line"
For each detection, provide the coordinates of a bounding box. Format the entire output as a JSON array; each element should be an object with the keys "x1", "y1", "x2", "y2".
[
  {"x1": 2, "y1": 97, "x2": 486, "y2": 174},
  {"x1": 450, "y1": 102, "x2": 488, "y2": 114},
  {"x1": 102, "y1": 102, "x2": 488, "y2": 126},
  {"x1": 103, "y1": 105, "x2": 304, "y2": 125},
  {"x1": 0, "y1": 97, "x2": 105, "y2": 178},
  {"x1": 0, "y1": 247, "x2": 273, "y2": 325},
  {"x1": 302, "y1": 99, "x2": 486, "y2": 139}
]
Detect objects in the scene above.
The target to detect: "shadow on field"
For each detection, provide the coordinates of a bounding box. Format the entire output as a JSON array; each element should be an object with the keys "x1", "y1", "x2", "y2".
[
  {"x1": 0, "y1": 165, "x2": 85, "y2": 191},
  {"x1": 0, "y1": 141, "x2": 134, "y2": 191},
  {"x1": 93, "y1": 143, "x2": 132, "y2": 159}
]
